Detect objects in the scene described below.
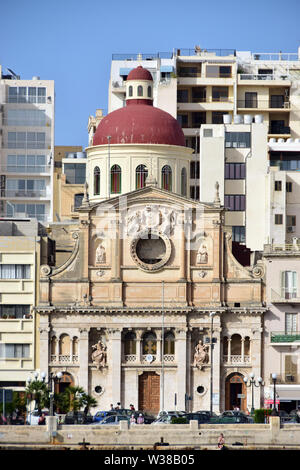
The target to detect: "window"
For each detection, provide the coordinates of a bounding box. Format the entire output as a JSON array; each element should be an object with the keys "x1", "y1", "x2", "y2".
[
  {"x1": 285, "y1": 355, "x2": 297, "y2": 382},
  {"x1": 135, "y1": 165, "x2": 148, "y2": 189},
  {"x1": 232, "y1": 226, "x2": 245, "y2": 242},
  {"x1": 8, "y1": 86, "x2": 46, "y2": 104},
  {"x1": 6, "y1": 109, "x2": 46, "y2": 127},
  {"x1": 74, "y1": 193, "x2": 84, "y2": 209},
  {"x1": 286, "y1": 182, "x2": 293, "y2": 192},
  {"x1": 275, "y1": 214, "x2": 283, "y2": 225},
  {"x1": 212, "y1": 87, "x2": 229, "y2": 102},
  {"x1": 206, "y1": 65, "x2": 231, "y2": 78},
  {"x1": 142, "y1": 332, "x2": 157, "y2": 355},
  {"x1": 287, "y1": 215, "x2": 296, "y2": 227},
  {"x1": 124, "y1": 332, "x2": 136, "y2": 355},
  {"x1": 7, "y1": 132, "x2": 46, "y2": 149},
  {"x1": 6, "y1": 203, "x2": 45, "y2": 221},
  {"x1": 225, "y1": 163, "x2": 246, "y2": 179},
  {"x1": 0, "y1": 344, "x2": 30, "y2": 358},
  {"x1": 192, "y1": 87, "x2": 206, "y2": 103},
  {"x1": 225, "y1": 132, "x2": 251, "y2": 148},
  {"x1": 203, "y1": 128, "x2": 213, "y2": 137},
  {"x1": 161, "y1": 165, "x2": 172, "y2": 191},
  {"x1": 177, "y1": 89, "x2": 189, "y2": 103},
  {"x1": 224, "y1": 195, "x2": 245, "y2": 211},
  {"x1": 212, "y1": 112, "x2": 227, "y2": 124},
  {"x1": 181, "y1": 167, "x2": 187, "y2": 197},
  {"x1": 281, "y1": 271, "x2": 297, "y2": 299},
  {"x1": 0, "y1": 265, "x2": 30, "y2": 279},
  {"x1": 7, "y1": 154, "x2": 46, "y2": 173},
  {"x1": 147, "y1": 86, "x2": 152, "y2": 98},
  {"x1": 177, "y1": 114, "x2": 188, "y2": 127},
  {"x1": 137, "y1": 85, "x2": 143, "y2": 97},
  {"x1": 6, "y1": 179, "x2": 45, "y2": 196},
  {"x1": 128, "y1": 86, "x2": 133, "y2": 97},
  {"x1": 275, "y1": 181, "x2": 282, "y2": 191},
  {"x1": 245, "y1": 92, "x2": 257, "y2": 108},
  {"x1": 64, "y1": 163, "x2": 86, "y2": 184},
  {"x1": 111, "y1": 165, "x2": 121, "y2": 194},
  {"x1": 192, "y1": 112, "x2": 206, "y2": 127},
  {"x1": 163, "y1": 332, "x2": 175, "y2": 354},
  {"x1": 190, "y1": 185, "x2": 199, "y2": 200},
  {"x1": 94, "y1": 166, "x2": 100, "y2": 195},
  {"x1": 285, "y1": 313, "x2": 297, "y2": 334},
  {"x1": 0, "y1": 305, "x2": 30, "y2": 319}
]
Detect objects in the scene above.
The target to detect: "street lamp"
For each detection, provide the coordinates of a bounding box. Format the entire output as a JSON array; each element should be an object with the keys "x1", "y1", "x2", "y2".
[
  {"x1": 41, "y1": 372, "x2": 63, "y2": 416},
  {"x1": 271, "y1": 373, "x2": 279, "y2": 416},
  {"x1": 243, "y1": 373, "x2": 263, "y2": 414},
  {"x1": 209, "y1": 311, "x2": 216, "y2": 415}
]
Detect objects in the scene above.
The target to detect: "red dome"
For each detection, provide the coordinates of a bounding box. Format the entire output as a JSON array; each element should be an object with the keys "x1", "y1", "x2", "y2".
[
  {"x1": 93, "y1": 104, "x2": 185, "y2": 146},
  {"x1": 127, "y1": 66, "x2": 153, "y2": 81}
]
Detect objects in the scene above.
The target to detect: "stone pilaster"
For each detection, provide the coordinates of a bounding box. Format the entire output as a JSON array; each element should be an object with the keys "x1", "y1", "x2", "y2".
[
  {"x1": 175, "y1": 328, "x2": 187, "y2": 411},
  {"x1": 79, "y1": 327, "x2": 89, "y2": 392},
  {"x1": 39, "y1": 325, "x2": 50, "y2": 375},
  {"x1": 107, "y1": 328, "x2": 122, "y2": 405}
]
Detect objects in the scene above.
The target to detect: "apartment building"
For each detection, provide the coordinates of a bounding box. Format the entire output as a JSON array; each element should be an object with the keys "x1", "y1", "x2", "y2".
[
  {"x1": 100, "y1": 47, "x2": 300, "y2": 205},
  {"x1": 53, "y1": 146, "x2": 87, "y2": 221},
  {"x1": 0, "y1": 65, "x2": 55, "y2": 224},
  {"x1": 0, "y1": 220, "x2": 53, "y2": 394}
]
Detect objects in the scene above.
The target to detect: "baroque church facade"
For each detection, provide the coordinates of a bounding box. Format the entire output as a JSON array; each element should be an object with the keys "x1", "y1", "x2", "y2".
[{"x1": 36, "y1": 67, "x2": 266, "y2": 414}]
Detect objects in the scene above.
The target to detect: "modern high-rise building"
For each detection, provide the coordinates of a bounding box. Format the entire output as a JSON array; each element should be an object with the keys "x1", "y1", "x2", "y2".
[{"x1": 0, "y1": 65, "x2": 55, "y2": 224}]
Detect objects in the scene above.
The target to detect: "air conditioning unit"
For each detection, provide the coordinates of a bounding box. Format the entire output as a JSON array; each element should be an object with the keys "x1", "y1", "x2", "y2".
[{"x1": 287, "y1": 226, "x2": 295, "y2": 233}]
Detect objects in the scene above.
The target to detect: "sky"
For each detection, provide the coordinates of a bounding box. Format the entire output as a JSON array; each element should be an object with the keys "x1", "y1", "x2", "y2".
[{"x1": 1, "y1": 0, "x2": 300, "y2": 149}]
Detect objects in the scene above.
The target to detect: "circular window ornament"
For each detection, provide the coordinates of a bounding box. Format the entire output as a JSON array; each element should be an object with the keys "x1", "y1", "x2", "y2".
[
  {"x1": 130, "y1": 229, "x2": 171, "y2": 272},
  {"x1": 196, "y1": 385, "x2": 207, "y2": 397},
  {"x1": 94, "y1": 385, "x2": 105, "y2": 396}
]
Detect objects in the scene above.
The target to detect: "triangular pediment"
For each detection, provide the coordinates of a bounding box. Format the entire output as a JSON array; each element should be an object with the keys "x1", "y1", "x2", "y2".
[{"x1": 78, "y1": 185, "x2": 222, "y2": 215}]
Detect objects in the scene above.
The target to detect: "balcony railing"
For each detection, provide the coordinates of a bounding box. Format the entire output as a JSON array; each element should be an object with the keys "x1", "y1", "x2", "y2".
[
  {"x1": 239, "y1": 73, "x2": 290, "y2": 81},
  {"x1": 178, "y1": 48, "x2": 236, "y2": 57},
  {"x1": 112, "y1": 52, "x2": 174, "y2": 60},
  {"x1": 269, "y1": 125, "x2": 291, "y2": 135},
  {"x1": 0, "y1": 165, "x2": 51, "y2": 174},
  {"x1": 3, "y1": 119, "x2": 50, "y2": 127},
  {"x1": 271, "y1": 331, "x2": 300, "y2": 343},
  {"x1": 0, "y1": 189, "x2": 47, "y2": 198},
  {"x1": 237, "y1": 100, "x2": 290, "y2": 109},
  {"x1": 252, "y1": 52, "x2": 299, "y2": 61},
  {"x1": 3, "y1": 142, "x2": 52, "y2": 150},
  {"x1": 123, "y1": 354, "x2": 175, "y2": 363},
  {"x1": 270, "y1": 288, "x2": 300, "y2": 303},
  {"x1": 223, "y1": 355, "x2": 250, "y2": 364},
  {"x1": 51, "y1": 355, "x2": 79, "y2": 363},
  {"x1": 0, "y1": 212, "x2": 48, "y2": 221}
]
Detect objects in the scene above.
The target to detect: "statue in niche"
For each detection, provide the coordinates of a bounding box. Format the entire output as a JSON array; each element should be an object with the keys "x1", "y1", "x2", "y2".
[
  {"x1": 127, "y1": 211, "x2": 141, "y2": 236},
  {"x1": 96, "y1": 244, "x2": 106, "y2": 264},
  {"x1": 197, "y1": 242, "x2": 208, "y2": 264},
  {"x1": 193, "y1": 340, "x2": 209, "y2": 370},
  {"x1": 91, "y1": 340, "x2": 107, "y2": 369},
  {"x1": 160, "y1": 208, "x2": 176, "y2": 235},
  {"x1": 142, "y1": 205, "x2": 160, "y2": 229}
]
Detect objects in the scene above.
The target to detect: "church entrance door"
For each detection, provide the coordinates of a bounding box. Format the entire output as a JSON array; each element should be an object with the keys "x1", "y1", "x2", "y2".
[
  {"x1": 225, "y1": 373, "x2": 247, "y2": 411},
  {"x1": 138, "y1": 372, "x2": 160, "y2": 414}
]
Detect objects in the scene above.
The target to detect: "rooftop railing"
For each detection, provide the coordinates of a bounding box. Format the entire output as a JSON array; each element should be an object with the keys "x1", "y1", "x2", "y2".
[{"x1": 252, "y1": 52, "x2": 299, "y2": 61}]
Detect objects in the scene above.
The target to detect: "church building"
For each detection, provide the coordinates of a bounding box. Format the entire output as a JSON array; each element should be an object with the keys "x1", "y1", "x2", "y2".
[{"x1": 36, "y1": 66, "x2": 266, "y2": 414}]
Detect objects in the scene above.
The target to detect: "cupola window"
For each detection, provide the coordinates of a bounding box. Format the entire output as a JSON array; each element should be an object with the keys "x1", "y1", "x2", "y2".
[
  {"x1": 147, "y1": 86, "x2": 152, "y2": 98},
  {"x1": 111, "y1": 164, "x2": 121, "y2": 194},
  {"x1": 94, "y1": 166, "x2": 100, "y2": 195},
  {"x1": 129, "y1": 85, "x2": 133, "y2": 97},
  {"x1": 161, "y1": 165, "x2": 172, "y2": 192},
  {"x1": 181, "y1": 167, "x2": 187, "y2": 196},
  {"x1": 136, "y1": 164, "x2": 148, "y2": 189},
  {"x1": 137, "y1": 85, "x2": 143, "y2": 97}
]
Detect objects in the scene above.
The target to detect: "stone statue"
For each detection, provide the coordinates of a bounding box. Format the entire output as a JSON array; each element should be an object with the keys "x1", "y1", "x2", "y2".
[
  {"x1": 197, "y1": 243, "x2": 208, "y2": 264},
  {"x1": 142, "y1": 205, "x2": 160, "y2": 229},
  {"x1": 160, "y1": 208, "x2": 176, "y2": 235},
  {"x1": 127, "y1": 211, "x2": 141, "y2": 236},
  {"x1": 96, "y1": 244, "x2": 106, "y2": 264},
  {"x1": 91, "y1": 340, "x2": 107, "y2": 369},
  {"x1": 193, "y1": 340, "x2": 209, "y2": 369}
]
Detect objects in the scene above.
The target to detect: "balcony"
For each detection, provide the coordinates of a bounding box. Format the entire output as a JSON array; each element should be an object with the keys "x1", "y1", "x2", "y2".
[
  {"x1": 51, "y1": 355, "x2": 79, "y2": 364},
  {"x1": 0, "y1": 165, "x2": 51, "y2": 175},
  {"x1": 270, "y1": 288, "x2": 300, "y2": 304},
  {"x1": 237, "y1": 100, "x2": 290, "y2": 110},
  {"x1": 268, "y1": 125, "x2": 291, "y2": 135},
  {"x1": 0, "y1": 189, "x2": 48, "y2": 199},
  {"x1": 271, "y1": 331, "x2": 300, "y2": 344},
  {"x1": 223, "y1": 355, "x2": 251, "y2": 364},
  {"x1": 123, "y1": 354, "x2": 175, "y2": 364},
  {"x1": 238, "y1": 74, "x2": 291, "y2": 85}
]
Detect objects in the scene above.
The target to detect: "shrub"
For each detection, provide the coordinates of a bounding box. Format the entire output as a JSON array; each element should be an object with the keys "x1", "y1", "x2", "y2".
[{"x1": 254, "y1": 408, "x2": 272, "y2": 423}]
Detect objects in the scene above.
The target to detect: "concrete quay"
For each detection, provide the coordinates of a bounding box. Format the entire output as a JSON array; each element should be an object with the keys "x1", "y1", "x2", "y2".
[{"x1": 0, "y1": 417, "x2": 300, "y2": 450}]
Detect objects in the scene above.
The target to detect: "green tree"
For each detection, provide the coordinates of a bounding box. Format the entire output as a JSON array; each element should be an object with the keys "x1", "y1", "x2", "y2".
[
  {"x1": 55, "y1": 386, "x2": 98, "y2": 414},
  {"x1": 25, "y1": 380, "x2": 49, "y2": 413}
]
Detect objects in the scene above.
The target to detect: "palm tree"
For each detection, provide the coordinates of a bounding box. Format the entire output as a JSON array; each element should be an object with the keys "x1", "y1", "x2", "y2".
[
  {"x1": 56, "y1": 386, "x2": 98, "y2": 414},
  {"x1": 25, "y1": 380, "x2": 49, "y2": 413},
  {"x1": 81, "y1": 394, "x2": 98, "y2": 414}
]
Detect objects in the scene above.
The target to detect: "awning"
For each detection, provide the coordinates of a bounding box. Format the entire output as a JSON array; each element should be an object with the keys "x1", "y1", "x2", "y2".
[
  {"x1": 276, "y1": 386, "x2": 300, "y2": 401},
  {"x1": 119, "y1": 68, "x2": 132, "y2": 76},
  {"x1": 160, "y1": 66, "x2": 174, "y2": 73}
]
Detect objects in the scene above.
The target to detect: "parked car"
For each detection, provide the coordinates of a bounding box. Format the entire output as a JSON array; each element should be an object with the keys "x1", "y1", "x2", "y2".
[
  {"x1": 26, "y1": 409, "x2": 49, "y2": 425},
  {"x1": 152, "y1": 413, "x2": 188, "y2": 425},
  {"x1": 64, "y1": 411, "x2": 93, "y2": 424},
  {"x1": 210, "y1": 411, "x2": 251, "y2": 424},
  {"x1": 183, "y1": 412, "x2": 211, "y2": 424},
  {"x1": 196, "y1": 410, "x2": 219, "y2": 418},
  {"x1": 92, "y1": 414, "x2": 130, "y2": 425},
  {"x1": 93, "y1": 410, "x2": 118, "y2": 423}
]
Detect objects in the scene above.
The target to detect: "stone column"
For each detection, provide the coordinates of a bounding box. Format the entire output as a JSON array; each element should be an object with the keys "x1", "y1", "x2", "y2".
[
  {"x1": 39, "y1": 324, "x2": 50, "y2": 375},
  {"x1": 175, "y1": 328, "x2": 187, "y2": 411},
  {"x1": 241, "y1": 337, "x2": 245, "y2": 362},
  {"x1": 179, "y1": 223, "x2": 186, "y2": 280},
  {"x1": 156, "y1": 330, "x2": 162, "y2": 363},
  {"x1": 107, "y1": 328, "x2": 122, "y2": 405},
  {"x1": 111, "y1": 219, "x2": 121, "y2": 281},
  {"x1": 135, "y1": 329, "x2": 143, "y2": 363},
  {"x1": 213, "y1": 319, "x2": 221, "y2": 415},
  {"x1": 228, "y1": 337, "x2": 232, "y2": 363},
  {"x1": 78, "y1": 327, "x2": 89, "y2": 392}
]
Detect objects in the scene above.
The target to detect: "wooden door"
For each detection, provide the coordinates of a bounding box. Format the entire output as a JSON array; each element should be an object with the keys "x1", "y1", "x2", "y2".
[{"x1": 138, "y1": 372, "x2": 160, "y2": 413}]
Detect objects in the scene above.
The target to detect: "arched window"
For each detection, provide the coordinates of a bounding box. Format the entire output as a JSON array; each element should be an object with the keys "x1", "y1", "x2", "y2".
[
  {"x1": 124, "y1": 331, "x2": 136, "y2": 355},
  {"x1": 137, "y1": 85, "x2": 143, "y2": 97},
  {"x1": 50, "y1": 336, "x2": 57, "y2": 356},
  {"x1": 181, "y1": 167, "x2": 187, "y2": 196},
  {"x1": 161, "y1": 165, "x2": 172, "y2": 191},
  {"x1": 164, "y1": 331, "x2": 175, "y2": 354},
  {"x1": 142, "y1": 331, "x2": 157, "y2": 355},
  {"x1": 231, "y1": 334, "x2": 242, "y2": 356},
  {"x1": 135, "y1": 164, "x2": 148, "y2": 189},
  {"x1": 59, "y1": 334, "x2": 70, "y2": 356},
  {"x1": 147, "y1": 86, "x2": 152, "y2": 98},
  {"x1": 111, "y1": 164, "x2": 121, "y2": 194},
  {"x1": 94, "y1": 166, "x2": 100, "y2": 195},
  {"x1": 129, "y1": 85, "x2": 133, "y2": 97}
]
